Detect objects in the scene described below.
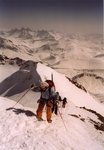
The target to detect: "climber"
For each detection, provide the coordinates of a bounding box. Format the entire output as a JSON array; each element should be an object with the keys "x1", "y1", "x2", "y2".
[{"x1": 36, "y1": 81, "x2": 56, "y2": 123}]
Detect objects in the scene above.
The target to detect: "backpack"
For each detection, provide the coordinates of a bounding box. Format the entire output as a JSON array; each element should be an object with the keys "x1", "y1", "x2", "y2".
[
  {"x1": 45, "y1": 80, "x2": 56, "y2": 99},
  {"x1": 45, "y1": 80, "x2": 55, "y2": 90}
]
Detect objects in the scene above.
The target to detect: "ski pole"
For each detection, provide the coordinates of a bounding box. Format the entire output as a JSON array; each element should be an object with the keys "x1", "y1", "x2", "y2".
[
  {"x1": 12, "y1": 84, "x2": 36, "y2": 108},
  {"x1": 58, "y1": 108, "x2": 68, "y2": 131}
]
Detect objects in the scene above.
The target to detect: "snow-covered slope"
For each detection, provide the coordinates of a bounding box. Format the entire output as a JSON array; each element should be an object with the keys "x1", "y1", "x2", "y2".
[
  {"x1": 72, "y1": 73, "x2": 104, "y2": 94},
  {"x1": 0, "y1": 29, "x2": 103, "y2": 64},
  {"x1": 37, "y1": 63, "x2": 104, "y2": 116},
  {"x1": 0, "y1": 57, "x2": 104, "y2": 116},
  {"x1": 0, "y1": 30, "x2": 103, "y2": 105},
  {"x1": 0, "y1": 55, "x2": 104, "y2": 150},
  {"x1": 0, "y1": 96, "x2": 104, "y2": 150}
]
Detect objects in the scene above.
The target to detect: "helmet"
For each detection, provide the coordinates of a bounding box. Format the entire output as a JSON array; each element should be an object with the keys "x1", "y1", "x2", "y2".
[{"x1": 40, "y1": 82, "x2": 49, "y2": 89}]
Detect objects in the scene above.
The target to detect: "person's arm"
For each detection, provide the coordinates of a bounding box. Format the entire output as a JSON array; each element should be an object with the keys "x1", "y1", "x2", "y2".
[{"x1": 51, "y1": 88, "x2": 56, "y2": 96}]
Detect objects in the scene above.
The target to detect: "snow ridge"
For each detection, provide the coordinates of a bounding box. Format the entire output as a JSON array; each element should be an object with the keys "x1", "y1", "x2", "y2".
[{"x1": 0, "y1": 97, "x2": 104, "y2": 150}]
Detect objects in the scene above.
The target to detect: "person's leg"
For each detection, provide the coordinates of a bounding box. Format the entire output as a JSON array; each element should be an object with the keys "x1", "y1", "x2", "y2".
[
  {"x1": 55, "y1": 104, "x2": 58, "y2": 115},
  {"x1": 36, "y1": 101, "x2": 45, "y2": 120},
  {"x1": 52, "y1": 104, "x2": 55, "y2": 113},
  {"x1": 46, "y1": 100, "x2": 53, "y2": 123}
]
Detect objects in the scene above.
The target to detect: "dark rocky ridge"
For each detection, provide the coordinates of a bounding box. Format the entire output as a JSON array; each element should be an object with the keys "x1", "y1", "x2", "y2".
[{"x1": 0, "y1": 55, "x2": 42, "y2": 96}]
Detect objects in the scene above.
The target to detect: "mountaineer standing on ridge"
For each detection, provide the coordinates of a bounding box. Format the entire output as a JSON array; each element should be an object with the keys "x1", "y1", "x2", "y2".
[{"x1": 36, "y1": 80, "x2": 56, "y2": 123}]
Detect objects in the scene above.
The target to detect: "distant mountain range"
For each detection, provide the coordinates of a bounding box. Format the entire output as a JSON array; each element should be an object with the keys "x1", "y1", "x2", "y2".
[
  {"x1": 0, "y1": 28, "x2": 103, "y2": 93},
  {"x1": 0, "y1": 28, "x2": 103, "y2": 61}
]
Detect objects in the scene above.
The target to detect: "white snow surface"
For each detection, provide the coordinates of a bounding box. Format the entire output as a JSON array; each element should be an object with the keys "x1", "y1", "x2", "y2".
[
  {"x1": 0, "y1": 62, "x2": 104, "y2": 150},
  {"x1": 0, "y1": 96, "x2": 104, "y2": 150},
  {"x1": 37, "y1": 63, "x2": 104, "y2": 116}
]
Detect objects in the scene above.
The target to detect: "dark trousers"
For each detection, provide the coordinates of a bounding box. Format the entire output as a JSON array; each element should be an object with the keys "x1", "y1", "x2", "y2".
[{"x1": 52, "y1": 103, "x2": 58, "y2": 115}]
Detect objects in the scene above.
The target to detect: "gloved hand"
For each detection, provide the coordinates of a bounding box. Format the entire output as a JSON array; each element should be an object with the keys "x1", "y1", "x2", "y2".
[{"x1": 30, "y1": 84, "x2": 35, "y2": 89}]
